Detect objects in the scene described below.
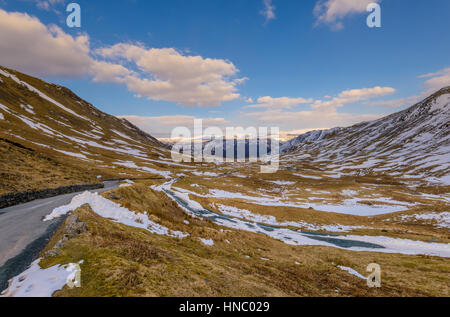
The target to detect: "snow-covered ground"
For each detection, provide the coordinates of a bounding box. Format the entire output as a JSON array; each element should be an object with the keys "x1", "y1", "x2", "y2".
[
  {"x1": 156, "y1": 180, "x2": 450, "y2": 258},
  {"x1": 172, "y1": 186, "x2": 411, "y2": 216},
  {"x1": 44, "y1": 191, "x2": 188, "y2": 239},
  {"x1": 1, "y1": 259, "x2": 83, "y2": 297},
  {"x1": 214, "y1": 204, "x2": 366, "y2": 233},
  {"x1": 401, "y1": 212, "x2": 450, "y2": 229}
]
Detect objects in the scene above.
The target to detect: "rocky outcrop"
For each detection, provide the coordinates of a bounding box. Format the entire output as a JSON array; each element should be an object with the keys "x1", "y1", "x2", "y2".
[{"x1": 43, "y1": 214, "x2": 88, "y2": 259}]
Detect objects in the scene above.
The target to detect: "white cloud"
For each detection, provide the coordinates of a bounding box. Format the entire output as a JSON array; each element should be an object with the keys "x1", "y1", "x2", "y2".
[
  {"x1": 89, "y1": 60, "x2": 134, "y2": 83},
  {"x1": 0, "y1": 9, "x2": 91, "y2": 77},
  {"x1": 34, "y1": 0, "x2": 65, "y2": 11},
  {"x1": 314, "y1": 0, "x2": 381, "y2": 30},
  {"x1": 244, "y1": 108, "x2": 382, "y2": 136},
  {"x1": 96, "y1": 44, "x2": 244, "y2": 107},
  {"x1": 245, "y1": 96, "x2": 313, "y2": 109},
  {"x1": 119, "y1": 115, "x2": 229, "y2": 139},
  {"x1": 242, "y1": 86, "x2": 393, "y2": 137},
  {"x1": 312, "y1": 86, "x2": 396, "y2": 110},
  {"x1": 0, "y1": 9, "x2": 244, "y2": 108},
  {"x1": 261, "y1": 0, "x2": 276, "y2": 23},
  {"x1": 365, "y1": 94, "x2": 423, "y2": 108},
  {"x1": 366, "y1": 67, "x2": 450, "y2": 108},
  {"x1": 120, "y1": 86, "x2": 394, "y2": 139},
  {"x1": 420, "y1": 67, "x2": 450, "y2": 92}
]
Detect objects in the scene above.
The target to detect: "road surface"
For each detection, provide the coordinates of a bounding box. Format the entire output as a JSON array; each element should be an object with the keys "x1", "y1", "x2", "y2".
[{"x1": 0, "y1": 181, "x2": 118, "y2": 291}]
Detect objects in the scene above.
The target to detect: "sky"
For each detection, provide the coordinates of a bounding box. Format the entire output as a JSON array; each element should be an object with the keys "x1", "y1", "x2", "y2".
[{"x1": 0, "y1": 0, "x2": 449, "y2": 139}]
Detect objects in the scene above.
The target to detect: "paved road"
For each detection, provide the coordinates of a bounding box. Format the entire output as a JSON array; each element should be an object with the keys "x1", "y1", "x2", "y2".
[{"x1": 0, "y1": 181, "x2": 118, "y2": 291}]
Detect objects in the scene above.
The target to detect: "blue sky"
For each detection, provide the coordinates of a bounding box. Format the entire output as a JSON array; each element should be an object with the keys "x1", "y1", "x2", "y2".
[{"x1": 0, "y1": 0, "x2": 449, "y2": 138}]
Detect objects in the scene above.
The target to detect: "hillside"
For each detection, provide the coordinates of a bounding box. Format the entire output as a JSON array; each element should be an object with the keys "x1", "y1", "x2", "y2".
[
  {"x1": 281, "y1": 88, "x2": 450, "y2": 184},
  {"x1": 0, "y1": 66, "x2": 180, "y2": 196}
]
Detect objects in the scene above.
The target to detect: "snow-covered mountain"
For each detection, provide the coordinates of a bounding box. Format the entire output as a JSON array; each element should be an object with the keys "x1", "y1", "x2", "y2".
[{"x1": 281, "y1": 87, "x2": 450, "y2": 183}]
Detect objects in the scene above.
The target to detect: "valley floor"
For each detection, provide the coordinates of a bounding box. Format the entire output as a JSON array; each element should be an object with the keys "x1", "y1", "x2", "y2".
[{"x1": 2, "y1": 162, "x2": 449, "y2": 297}]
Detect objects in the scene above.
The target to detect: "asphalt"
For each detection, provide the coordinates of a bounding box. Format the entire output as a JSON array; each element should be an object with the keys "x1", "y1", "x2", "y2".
[{"x1": 0, "y1": 181, "x2": 118, "y2": 292}]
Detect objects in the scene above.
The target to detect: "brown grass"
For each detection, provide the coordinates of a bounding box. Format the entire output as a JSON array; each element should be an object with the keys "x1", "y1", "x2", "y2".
[{"x1": 39, "y1": 183, "x2": 449, "y2": 297}]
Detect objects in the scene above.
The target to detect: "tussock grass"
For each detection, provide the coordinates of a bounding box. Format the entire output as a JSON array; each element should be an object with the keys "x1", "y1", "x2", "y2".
[
  {"x1": 0, "y1": 138, "x2": 100, "y2": 195},
  {"x1": 39, "y1": 184, "x2": 449, "y2": 297}
]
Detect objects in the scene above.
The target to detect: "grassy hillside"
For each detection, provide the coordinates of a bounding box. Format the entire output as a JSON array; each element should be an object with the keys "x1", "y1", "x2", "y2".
[
  {"x1": 0, "y1": 138, "x2": 100, "y2": 195},
  {"x1": 0, "y1": 66, "x2": 184, "y2": 195}
]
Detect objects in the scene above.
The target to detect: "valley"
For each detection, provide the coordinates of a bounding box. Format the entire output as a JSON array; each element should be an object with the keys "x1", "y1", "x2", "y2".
[{"x1": 0, "y1": 66, "x2": 449, "y2": 297}]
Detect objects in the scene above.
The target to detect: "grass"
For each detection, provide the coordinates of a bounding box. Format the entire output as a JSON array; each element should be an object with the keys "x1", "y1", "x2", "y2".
[
  {"x1": 38, "y1": 182, "x2": 449, "y2": 297},
  {"x1": 0, "y1": 138, "x2": 100, "y2": 195},
  {"x1": 170, "y1": 171, "x2": 450, "y2": 243}
]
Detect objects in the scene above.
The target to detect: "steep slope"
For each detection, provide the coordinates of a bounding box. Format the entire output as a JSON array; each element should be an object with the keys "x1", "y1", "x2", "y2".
[
  {"x1": 281, "y1": 88, "x2": 450, "y2": 183},
  {"x1": 0, "y1": 66, "x2": 181, "y2": 196}
]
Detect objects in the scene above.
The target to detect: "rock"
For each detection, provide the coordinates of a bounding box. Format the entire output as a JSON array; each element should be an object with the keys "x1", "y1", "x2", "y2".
[
  {"x1": 43, "y1": 249, "x2": 61, "y2": 259},
  {"x1": 45, "y1": 215, "x2": 88, "y2": 258},
  {"x1": 63, "y1": 215, "x2": 88, "y2": 237},
  {"x1": 54, "y1": 235, "x2": 69, "y2": 249},
  {"x1": 108, "y1": 193, "x2": 121, "y2": 200}
]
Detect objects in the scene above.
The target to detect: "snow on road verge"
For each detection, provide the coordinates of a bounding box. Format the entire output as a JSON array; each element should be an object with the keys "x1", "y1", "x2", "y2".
[
  {"x1": 44, "y1": 191, "x2": 188, "y2": 239},
  {"x1": 1, "y1": 260, "x2": 83, "y2": 297},
  {"x1": 119, "y1": 179, "x2": 135, "y2": 188}
]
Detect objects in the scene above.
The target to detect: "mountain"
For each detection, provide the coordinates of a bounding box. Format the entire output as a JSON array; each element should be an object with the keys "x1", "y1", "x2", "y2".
[
  {"x1": 280, "y1": 87, "x2": 450, "y2": 183},
  {"x1": 0, "y1": 66, "x2": 180, "y2": 196}
]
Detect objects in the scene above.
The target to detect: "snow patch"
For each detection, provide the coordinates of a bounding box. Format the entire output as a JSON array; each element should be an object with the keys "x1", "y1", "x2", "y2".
[
  {"x1": 401, "y1": 212, "x2": 450, "y2": 229},
  {"x1": 199, "y1": 238, "x2": 214, "y2": 246},
  {"x1": 44, "y1": 191, "x2": 188, "y2": 239},
  {"x1": 113, "y1": 161, "x2": 171, "y2": 178},
  {"x1": 267, "y1": 180, "x2": 297, "y2": 185},
  {"x1": 337, "y1": 266, "x2": 366, "y2": 280},
  {"x1": 54, "y1": 149, "x2": 87, "y2": 159},
  {"x1": 1, "y1": 259, "x2": 83, "y2": 297},
  {"x1": 192, "y1": 171, "x2": 219, "y2": 177}
]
